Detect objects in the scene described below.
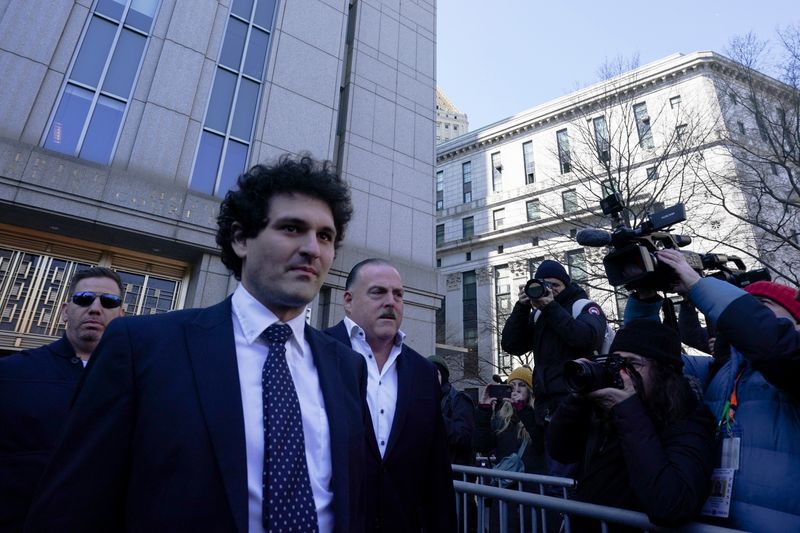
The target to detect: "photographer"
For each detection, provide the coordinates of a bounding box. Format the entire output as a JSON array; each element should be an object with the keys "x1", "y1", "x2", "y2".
[
  {"x1": 546, "y1": 320, "x2": 716, "y2": 531},
  {"x1": 500, "y1": 260, "x2": 606, "y2": 468},
  {"x1": 650, "y1": 249, "x2": 800, "y2": 533}
]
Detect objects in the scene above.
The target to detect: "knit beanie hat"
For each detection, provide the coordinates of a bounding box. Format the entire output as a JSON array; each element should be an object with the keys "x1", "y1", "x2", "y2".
[
  {"x1": 534, "y1": 259, "x2": 570, "y2": 285},
  {"x1": 507, "y1": 366, "x2": 533, "y2": 389},
  {"x1": 744, "y1": 281, "x2": 800, "y2": 322},
  {"x1": 609, "y1": 320, "x2": 683, "y2": 368},
  {"x1": 427, "y1": 355, "x2": 450, "y2": 384}
]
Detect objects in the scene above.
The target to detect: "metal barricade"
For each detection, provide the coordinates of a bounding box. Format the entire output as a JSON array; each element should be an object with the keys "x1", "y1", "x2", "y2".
[{"x1": 451, "y1": 465, "x2": 746, "y2": 533}]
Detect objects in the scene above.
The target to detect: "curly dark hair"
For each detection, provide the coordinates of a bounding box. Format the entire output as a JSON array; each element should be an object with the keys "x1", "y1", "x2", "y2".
[
  {"x1": 216, "y1": 155, "x2": 353, "y2": 279},
  {"x1": 640, "y1": 360, "x2": 697, "y2": 429}
]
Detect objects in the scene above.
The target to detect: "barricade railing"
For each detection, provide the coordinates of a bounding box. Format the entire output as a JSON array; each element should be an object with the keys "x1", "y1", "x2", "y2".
[{"x1": 451, "y1": 465, "x2": 746, "y2": 533}]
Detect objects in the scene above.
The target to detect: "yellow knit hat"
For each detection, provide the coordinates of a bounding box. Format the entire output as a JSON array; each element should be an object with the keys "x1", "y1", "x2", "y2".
[{"x1": 507, "y1": 367, "x2": 533, "y2": 389}]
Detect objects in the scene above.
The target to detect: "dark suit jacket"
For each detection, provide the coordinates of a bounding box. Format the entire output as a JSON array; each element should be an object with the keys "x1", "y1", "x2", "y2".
[
  {"x1": 324, "y1": 321, "x2": 456, "y2": 532},
  {"x1": 26, "y1": 299, "x2": 367, "y2": 533},
  {"x1": 0, "y1": 337, "x2": 83, "y2": 532}
]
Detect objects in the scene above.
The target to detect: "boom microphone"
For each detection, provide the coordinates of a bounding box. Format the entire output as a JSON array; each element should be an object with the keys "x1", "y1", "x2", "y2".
[{"x1": 575, "y1": 228, "x2": 613, "y2": 247}]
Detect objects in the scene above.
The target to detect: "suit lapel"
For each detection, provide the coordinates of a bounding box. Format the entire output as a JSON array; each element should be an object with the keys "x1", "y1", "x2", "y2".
[
  {"x1": 383, "y1": 345, "x2": 411, "y2": 460},
  {"x1": 186, "y1": 298, "x2": 248, "y2": 533}
]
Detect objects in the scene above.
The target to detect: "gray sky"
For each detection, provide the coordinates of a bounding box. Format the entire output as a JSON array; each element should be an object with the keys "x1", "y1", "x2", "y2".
[{"x1": 437, "y1": 0, "x2": 798, "y2": 130}]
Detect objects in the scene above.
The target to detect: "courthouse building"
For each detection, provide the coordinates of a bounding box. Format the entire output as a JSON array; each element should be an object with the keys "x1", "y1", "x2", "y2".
[
  {"x1": 0, "y1": 0, "x2": 438, "y2": 354},
  {"x1": 434, "y1": 51, "x2": 798, "y2": 386}
]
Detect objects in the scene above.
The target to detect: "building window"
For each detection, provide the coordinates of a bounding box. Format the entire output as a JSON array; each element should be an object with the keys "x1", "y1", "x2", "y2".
[
  {"x1": 756, "y1": 113, "x2": 769, "y2": 141},
  {"x1": 436, "y1": 170, "x2": 444, "y2": 210},
  {"x1": 491, "y1": 152, "x2": 503, "y2": 192},
  {"x1": 633, "y1": 102, "x2": 654, "y2": 149},
  {"x1": 462, "y1": 216, "x2": 474, "y2": 239},
  {"x1": 465, "y1": 251, "x2": 471, "y2": 261},
  {"x1": 462, "y1": 270, "x2": 478, "y2": 349},
  {"x1": 593, "y1": 116, "x2": 610, "y2": 163},
  {"x1": 601, "y1": 179, "x2": 616, "y2": 198},
  {"x1": 522, "y1": 141, "x2": 536, "y2": 184},
  {"x1": 569, "y1": 228, "x2": 577, "y2": 239},
  {"x1": 436, "y1": 258, "x2": 441, "y2": 267},
  {"x1": 497, "y1": 245, "x2": 504, "y2": 254},
  {"x1": 493, "y1": 208, "x2": 505, "y2": 230},
  {"x1": 669, "y1": 95, "x2": 682, "y2": 109},
  {"x1": 462, "y1": 161, "x2": 472, "y2": 203},
  {"x1": 190, "y1": 0, "x2": 278, "y2": 197},
  {"x1": 528, "y1": 256, "x2": 544, "y2": 278},
  {"x1": 42, "y1": 0, "x2": 160, "y2": 164},
  {"x1": 562, "y1": 189, "x2": 578, "y2": 213},
  {"x1": 436, "y1": 296, "x2": 446, "y2": 343},
  {"x1": 495, "y1": 265, "x2": 513, "y2": 372},
  {"x1": 436, "y1": 224, "x2": 444, "y2": 247},
  {"x1": 737, "y1": 121, "x2": 746, "y2": 135},
  {"x1": 646, "y1": 166, "x2": 658, "y2": 180},
  {"x1": 530, "y1": 236, "x2": 539, "y2": 246},
  {"x1": 557, "y1": 128, "x2": 571, "y2": 173},
  {"x1": 526, "y1": 199, "x2": 540, "y2": 221},
  {"x1": 454, "y1": 125, "x2": 459, "y2": 131},
  {"x1": 566, "y1": 249, "x2": 588, "y2": 284},
  {"x1": 676, "y1": 124, "x2": 688, "y2": 141},
  {"x1": 729, "y1": 92, "x2": 737, "y2": 106}
]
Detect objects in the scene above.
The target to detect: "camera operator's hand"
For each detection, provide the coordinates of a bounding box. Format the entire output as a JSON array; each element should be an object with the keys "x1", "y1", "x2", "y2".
[
  {"x1": 656, "y1": 249, "x2": 701, "y2": 294},
  {"x1": 586, "y1": 370, "x2": 636, "y2": 412},
  {"x1": 517, "y1": 284, "x2": 532, "y2": 307},
  {"x1": 479, "y1": 385, "x2": 498, "y2": 409},
  {"x1": 530, "y1": 290, "x2": 554, "y2": 310}
]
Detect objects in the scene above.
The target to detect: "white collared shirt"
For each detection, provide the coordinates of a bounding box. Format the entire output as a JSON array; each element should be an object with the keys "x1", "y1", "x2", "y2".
[
  {"x1": 232, "y1": 284, "x2": 333, "y2": 533},
  {"x1": 343, "y1": 316, "x2": 405, "y2": 458}
]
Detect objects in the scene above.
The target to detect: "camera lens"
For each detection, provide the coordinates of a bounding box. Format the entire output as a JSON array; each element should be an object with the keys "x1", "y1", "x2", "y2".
[
  {"x1": 564, "y1": 359, "x2": 612, "y2": 393},
  {"x1": 525, "y1": 279, "x2": 548, "y2": 299}
]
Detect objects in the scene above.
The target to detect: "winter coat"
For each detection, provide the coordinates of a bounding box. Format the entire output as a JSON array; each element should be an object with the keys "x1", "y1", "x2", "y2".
[
  {"x1": 547, "y1": 392, "x2": 715, "y2": 531},
  {"x1": 439, "y1": 382, "x2": 475, "y2": 467},
  {"x1": 500, "y1": 282, "x2": 606, "y2": 424},
  {"x1": 473, "y1": 404, "x2": 546, "y2": 477},
  {"x1": 684, "y1": 278, "x2": 800, "y2": 533}
]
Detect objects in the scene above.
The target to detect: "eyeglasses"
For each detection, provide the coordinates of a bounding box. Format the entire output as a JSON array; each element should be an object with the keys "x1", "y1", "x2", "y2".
[{"x1": 71, "y1": 291, "x2": 123, "y2": 309}]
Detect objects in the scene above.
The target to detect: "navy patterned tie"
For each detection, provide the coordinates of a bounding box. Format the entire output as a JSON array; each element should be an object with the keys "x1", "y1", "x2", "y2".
[{"x1": 261, "y1": 323, "x2": 319, "y2": 532}]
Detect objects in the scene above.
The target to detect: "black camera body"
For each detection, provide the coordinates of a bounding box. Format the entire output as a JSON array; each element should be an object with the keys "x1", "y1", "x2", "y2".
[
  {"x1": 524, "y1": 278, "x2": 552, "y2": 299},
  {"x1": 563, "y1": 353, "x2": 629, "y2": 394},
  {"x1": 579, "y1": 194, "x2": 770, "y2": 291}
]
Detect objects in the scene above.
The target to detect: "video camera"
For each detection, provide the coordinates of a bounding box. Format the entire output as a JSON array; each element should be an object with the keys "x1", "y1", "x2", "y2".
[{"x1": 575, "y1": 194, "x2": 770, "y2": 291}]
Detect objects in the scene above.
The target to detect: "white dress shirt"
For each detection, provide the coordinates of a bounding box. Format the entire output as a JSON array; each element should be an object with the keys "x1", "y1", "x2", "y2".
[
  {"x1": 343, "y1": 316, "x2": 405, "y2": 458},
  {"x1": 232, "y1": 285, "x2": 333, "y2": 533}
]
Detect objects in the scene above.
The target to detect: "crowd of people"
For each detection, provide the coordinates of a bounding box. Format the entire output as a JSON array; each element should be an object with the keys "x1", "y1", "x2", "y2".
[{"x1": 1, "y1": 154, "x2": 798, "y2": 533}]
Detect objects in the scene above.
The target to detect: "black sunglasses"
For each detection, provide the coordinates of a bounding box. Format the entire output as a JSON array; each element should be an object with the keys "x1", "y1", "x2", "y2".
[{"x1": 71, "y1": 291, "x2": 123, "y2": 309}]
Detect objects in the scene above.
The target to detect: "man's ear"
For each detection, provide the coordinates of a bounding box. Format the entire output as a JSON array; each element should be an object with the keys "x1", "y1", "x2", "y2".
[
  {"x1": 60, "y1": 301, "x2": 69, "y2": 324},
  {"x1": 343, "y1": 290, "x2": 353, "y2": 315},
  {"x1": 230, "y1": 222, "x2": 248, "y2": 259}
]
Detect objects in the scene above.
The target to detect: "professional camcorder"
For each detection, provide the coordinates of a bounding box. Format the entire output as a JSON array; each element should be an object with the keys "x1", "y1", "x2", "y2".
[
  {"x1": 575, "y1": 194, "x2": 770, "y2": 291},
  {"x1": 563, "y1": 353, "x2": 629, "y2": 394}
]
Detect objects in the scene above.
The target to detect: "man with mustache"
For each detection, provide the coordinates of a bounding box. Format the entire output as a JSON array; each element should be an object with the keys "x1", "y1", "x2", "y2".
[
  {"x1": 0, "y1": 267, "x2": 124, "y2": 532},
  {"x1": 325, "y1": 259, "x2": 457, "y2": 532},
  {"x1": 27, "y1": 156, "x2": 368, "y2": 532}
]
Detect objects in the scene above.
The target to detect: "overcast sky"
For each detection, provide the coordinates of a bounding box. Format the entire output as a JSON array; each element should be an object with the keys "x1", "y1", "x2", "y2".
[{"x1": 437, "y1": 0, "x2": 798, "y2": 130}]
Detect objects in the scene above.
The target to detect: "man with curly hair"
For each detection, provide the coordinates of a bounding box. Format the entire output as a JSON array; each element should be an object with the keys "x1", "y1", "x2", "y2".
[{"x1": 28, "y1": 156, "x2": 369, "y2": 533}]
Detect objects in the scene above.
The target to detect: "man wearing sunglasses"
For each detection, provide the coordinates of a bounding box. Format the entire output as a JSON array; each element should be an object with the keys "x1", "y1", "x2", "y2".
[{"x1": 0, "y1": 266, "x2": 124, "y2": 532}]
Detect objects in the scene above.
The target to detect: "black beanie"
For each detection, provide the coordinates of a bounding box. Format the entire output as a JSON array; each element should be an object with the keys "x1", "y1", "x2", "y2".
[
  {"x1": 427, "y1": 355, "x2": 450, "y2": 384},
  {"x1": 609, "y1": 320, "x2": 683, "y2": 368},
  {"x1": 534, "y1": 259, "x2": 570, "y2": 285}
]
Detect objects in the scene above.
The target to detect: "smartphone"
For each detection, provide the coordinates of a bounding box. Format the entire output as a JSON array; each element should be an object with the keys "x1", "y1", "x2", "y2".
[{"x1": 487, "y1": 384, "x2": 511, "y2": 400}]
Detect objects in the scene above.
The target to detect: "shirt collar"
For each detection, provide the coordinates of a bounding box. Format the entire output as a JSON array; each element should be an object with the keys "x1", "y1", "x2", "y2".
[
  {"x1": 232, "y1": 284, "x2": 307, "y2": 349},
  {"x1": 343, "y1": 315, "x2": 406, "y2": 347}
]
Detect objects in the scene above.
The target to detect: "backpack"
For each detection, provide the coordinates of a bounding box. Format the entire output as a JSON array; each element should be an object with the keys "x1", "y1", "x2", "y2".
[
  {"x1": 533, "y1": 298, "x2": 616, "y2": 354},
  {"x1": 493, "y1": 437, "x2": 529, "y2": 488}
]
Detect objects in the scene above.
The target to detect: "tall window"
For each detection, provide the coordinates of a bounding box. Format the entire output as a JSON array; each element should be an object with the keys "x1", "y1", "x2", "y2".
[
  {"x1": 633, "y1": 102, "x2": 654, "y2": 148},
  {"x1": 435, "y1": 170, "x2": 444, "y2": 210},
  {"x1": 462, "y1": 216, "x2": 474, "y2": 239},
  {"x1": 522, "y1": 141, "x2": 536, "y2": 184},
  {"x1": 562, "y1": 189, "x2": 578, "y2": 213},
  {"x1": 495, "y1": 265, "x2": 512, "y2": 372},
  {"x1": 528, "y1": 256, "x2": 544, "y2": 278},
  {"x1": 493, "y1": 208, "x2": 505, "y2": 230},
  {"x1": 526, "y1": 199, "x2": 540, "y2": 221},
  {"x1": 601, "y1": 179, "x2": 615, "y2": 198},
  {"x1": 190, "y1": 0, "x2": 278, "y2": 197},
  {"x1": 436, "y1": 296, "x2": 446, "y2": 344},
  {"x1": 491, "y1": 152, "x2": 502, "y2": 192},
  {"x1": 462, "y1": 161, "x2": 472, "y2": 203},
  {"x1": 676, "y1": 124, "x2": 688, "y2": 141},
  {"x1": 43, "y1": 0, "x2": 160, "y2": 164},
  {"x1": 669, "y1": 95, "x2": 682, "y2": 109},
  {"x1": 593, "y1": 116, "x2": 610, "y2": 163},
  {"x1": 556, "y1": 129, "x2": 571, "y2": 174},
  {"x1": 566, "y1": 249, "x2": 588, "y2": 284},
  {"x1": 462, "y1": 270, "x2": 477, "y2": 349},
  {"x1": 436, "y1": 224, "x2": 444, "y2": 247}
]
